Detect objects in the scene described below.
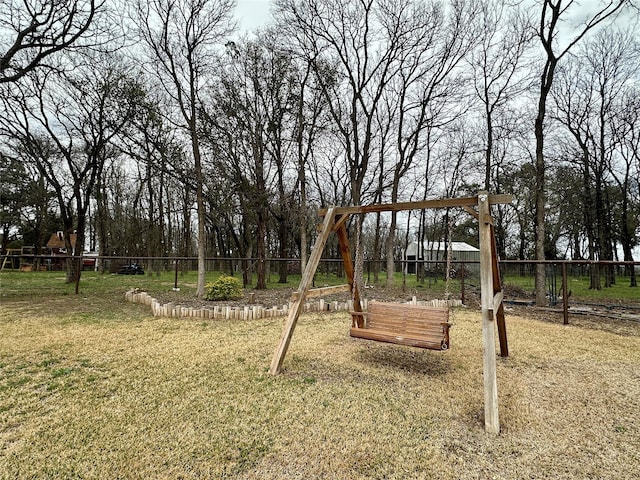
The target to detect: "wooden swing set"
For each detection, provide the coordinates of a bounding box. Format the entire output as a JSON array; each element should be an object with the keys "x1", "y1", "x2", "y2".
[{"x1": 269, "y1": 192, "x2": 511, "y2": 434}]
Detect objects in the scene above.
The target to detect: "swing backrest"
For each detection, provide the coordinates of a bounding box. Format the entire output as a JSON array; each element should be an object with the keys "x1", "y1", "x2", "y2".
[{"x1": 350, "y1": 301, "x2": 451, "y2": 350}]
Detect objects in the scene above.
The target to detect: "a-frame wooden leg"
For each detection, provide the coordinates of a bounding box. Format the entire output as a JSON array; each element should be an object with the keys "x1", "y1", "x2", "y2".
[
  {"x1": 478, "y1": 192, "x2": 500, "y2": 435},
  {"x1": 490, "y1": 224, "x2": 509, "y2": 357},
  {"x1": 335, "y1": 219, "x2": 363, "y2": 327},
  {"x1": 269, "y1": 207, "x2": 336, "y2": 375}
]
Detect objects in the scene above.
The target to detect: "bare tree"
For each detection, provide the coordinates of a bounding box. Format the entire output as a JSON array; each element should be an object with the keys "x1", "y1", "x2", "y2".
[
  {"x1": 611, "y1": 87, "x2": 639, "y2": 286},
  {"x1": 109, "y1": 88, "x2": 189, "y2": 266},
  {"x1": 532, "y1": 0, "x2": 632, "y2": 305},
  {"x1": 275, "y1": 0, "x2": 477, "y2": 286},
  {"x1": 202, "y1": 39, "x2": 282, "y2": 289},
  {"x1": 552, "y1": 28, "x2": 638, "y2": 288},
  {"x1": 257, "y1": 35, "x2": 303, "y2": 285},
  {"x1": 289, "y1": 50, "x2": 329, "y2": 275},
  {"x1": 135, "y1": 0, "x2": 235, "y2": 297},
  {"x1": 275, "y1": 0, "x2": 409, "y2": 204},
  {"x1": 1, "y1": 0, "x2": 105, "y2": 83},
  {"x1": 382, "y1": 0, "x2": 476, "y2": 287},
  {"x1": 0, "y1": 60, "x2": 143, "y2": 282},
  {"x1": 470, "y1": 0, "x2": 533, "y2": 191}
]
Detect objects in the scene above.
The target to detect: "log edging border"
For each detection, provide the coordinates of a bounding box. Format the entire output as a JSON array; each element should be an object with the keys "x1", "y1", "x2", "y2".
[{"x1": 124, "y1": 288, "x2": 461, "y2": 320}]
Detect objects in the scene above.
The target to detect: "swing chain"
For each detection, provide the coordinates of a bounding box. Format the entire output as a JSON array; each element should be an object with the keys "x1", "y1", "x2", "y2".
[
  {"x1": 445, "y1": 213, "x2": 453, "y2": 304},
  {"x1": 353, "y1": 214, "x2": 364, "y2": 305},
  {"x1": 445, "y1": 212, "x2": 456, "y2": 325}
]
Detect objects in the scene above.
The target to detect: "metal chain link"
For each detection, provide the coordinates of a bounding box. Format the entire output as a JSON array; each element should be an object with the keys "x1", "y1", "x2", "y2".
[
  {"x1": 445, "y1": 212, "x2": 455, "y2": 323},
  {"x1": 353, "y1": 215, "x2": 364, "y2": 305}
]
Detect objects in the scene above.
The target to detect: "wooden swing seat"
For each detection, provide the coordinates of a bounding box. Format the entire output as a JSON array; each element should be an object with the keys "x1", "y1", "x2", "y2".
[{"x1": 350, "y1": 301, "x2": 451, "y2": 350}]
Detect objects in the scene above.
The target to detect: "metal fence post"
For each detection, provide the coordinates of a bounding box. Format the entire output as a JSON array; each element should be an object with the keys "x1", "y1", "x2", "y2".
[
  {"x1": 174, "y1": 259, "x2": 179, "y2": 291},
  {"x1": 460, "y1": 261, "x2": 465, "y2": 305},
  {"x1": 562, "y1": 262, "x2": 569, "y2": 325}
]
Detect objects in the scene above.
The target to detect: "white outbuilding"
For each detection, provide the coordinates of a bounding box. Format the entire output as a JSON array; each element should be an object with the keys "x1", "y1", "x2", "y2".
[{"x1": 403, "y1": 241, "x2": 480, "y2": 275}]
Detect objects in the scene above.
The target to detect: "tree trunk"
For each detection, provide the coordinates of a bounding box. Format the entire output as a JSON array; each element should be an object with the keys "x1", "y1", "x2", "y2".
[
  {"x1": 298, "y1": 176, "x2": 307, "y2": 276},
  {"x1": 373, "y1": 212, "x2": 381, "y2": 284},
  {"x1": 534, "y1": 110, "x2": 547, "y2": 306},
  {"x1": 581, "y1": 156, "x2": 600, "y2": 290},
  {"x1": 277, "y1": 217, "x2": 289, "y2": 284},
  {"x1": 63, "y1": 225, "x2": 76, "y2": 284},
  {"x1": 256, "y1": 209, "x2": 267, "y2": 289},
  {"x1": 191, "y1": 126, "x2": 207, "y2": 298},
  {"x1": 534, "y1": 47, "x2": 557, "y2": 306},
  {"x1": 485, "y1": 105, "x2": 493, "y2": 191},
  {"x1": 386, "y1": 211, "x2": 397, "y2": 288},
  {"x1": 620, "y1": 191, "x2": 637, "y2": 287}
]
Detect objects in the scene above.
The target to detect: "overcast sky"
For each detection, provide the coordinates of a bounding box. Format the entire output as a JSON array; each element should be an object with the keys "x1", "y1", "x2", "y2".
[
  {"x1": 232, "y1": 0, "x2": 638, "y2": 38},
  {"x1": 235, "y1": 0, "x2": 273, "y2": 32}
]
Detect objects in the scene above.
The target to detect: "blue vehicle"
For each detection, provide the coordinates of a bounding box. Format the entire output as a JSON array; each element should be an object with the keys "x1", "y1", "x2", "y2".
[{"x1": 117, "y1": 263, "x2": 145, "y2": 275}]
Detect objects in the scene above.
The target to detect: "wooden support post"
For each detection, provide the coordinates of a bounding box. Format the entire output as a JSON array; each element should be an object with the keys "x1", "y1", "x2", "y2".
[
  {"x1": 478, "y1": 192, "x2": 500, "y2": 435},
  {"x1": 269, "y1": 207, "x2": 337, "y2": 375}
]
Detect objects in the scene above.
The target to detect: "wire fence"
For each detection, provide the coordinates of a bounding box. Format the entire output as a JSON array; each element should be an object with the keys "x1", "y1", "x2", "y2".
[{"x1": 2, "y1": 254, "x2": 638, "y2": 324}]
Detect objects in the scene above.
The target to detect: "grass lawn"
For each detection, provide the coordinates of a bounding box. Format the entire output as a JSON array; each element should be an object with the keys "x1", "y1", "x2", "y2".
[
  {"x1": 500, "y1": 273, "x2": 640, "y2": 304},
  {"x1": 1, "y1": 272, "x2": 639, "y2": 478}
]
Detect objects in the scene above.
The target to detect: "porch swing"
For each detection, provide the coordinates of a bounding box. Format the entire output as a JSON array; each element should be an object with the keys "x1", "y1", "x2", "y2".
[
  {"x1": 349, "y1": 215, "x2": 454, "y2": 351},
  {"x1": 268, "y1": 193, "x2": 510, "y2": 434}
]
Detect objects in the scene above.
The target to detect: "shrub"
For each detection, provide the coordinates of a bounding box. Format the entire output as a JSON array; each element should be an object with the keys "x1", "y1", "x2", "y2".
[{"x1": 204, "y1": 276, "x2": 243, "y2": 301}]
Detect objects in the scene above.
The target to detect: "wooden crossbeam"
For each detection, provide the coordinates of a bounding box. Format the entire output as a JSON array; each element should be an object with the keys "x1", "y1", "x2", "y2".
[{"x1": 319, "y1": 194, "x2": 512, "y2": 216}]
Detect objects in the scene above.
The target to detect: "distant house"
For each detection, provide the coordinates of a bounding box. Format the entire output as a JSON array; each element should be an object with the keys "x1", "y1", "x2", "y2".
[
  {"x1": 45, "y1": 231, "x2": 94, "y2": 270},
  {"x1": 45, "y1": 231, "x2": 77, "y2": 255},
  {"x1": 403, "y1": 241, "x2": 480, "y2": 275}
]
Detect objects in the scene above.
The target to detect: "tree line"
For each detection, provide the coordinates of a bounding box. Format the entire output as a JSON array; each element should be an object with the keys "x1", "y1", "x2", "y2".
[{"x1": 1, "y1": 0, "x2": 638, "y2": 299}]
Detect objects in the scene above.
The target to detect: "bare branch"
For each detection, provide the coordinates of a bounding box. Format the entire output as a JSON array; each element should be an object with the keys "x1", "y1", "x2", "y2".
[{"x1": 0, "y1": 0, "x2": 104, "y2": 83}]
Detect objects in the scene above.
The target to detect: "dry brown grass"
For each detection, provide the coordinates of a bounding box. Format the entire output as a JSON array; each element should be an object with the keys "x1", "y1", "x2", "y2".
[{"x1": 1, "y1": 294, "x2": 639, "y2": 479}]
